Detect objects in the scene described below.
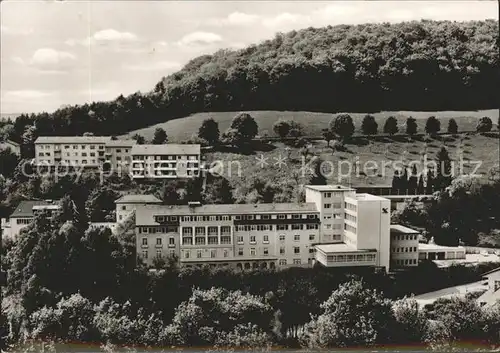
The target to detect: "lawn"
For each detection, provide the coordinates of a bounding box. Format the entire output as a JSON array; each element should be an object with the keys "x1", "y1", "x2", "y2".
[
  {"x1": 204, "y1": 133, "x2": 499, "y2": 194},
  {"x1": 122, "y1": 110, "x2": 499, "y2": 142}
]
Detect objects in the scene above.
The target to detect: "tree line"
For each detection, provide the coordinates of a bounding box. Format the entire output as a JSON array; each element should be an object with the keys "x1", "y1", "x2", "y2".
[{"x1": 0, "y1": 20, "x2": 497, "y2": 147}]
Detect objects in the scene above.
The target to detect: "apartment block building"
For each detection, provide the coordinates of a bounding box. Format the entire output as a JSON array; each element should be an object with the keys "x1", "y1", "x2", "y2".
[
  {"x1": 34, "y1": 136, "x2": 137, "y2": 171},
  {"x1": 130, "y1": 144, "x2": 201, "y2": 179}
]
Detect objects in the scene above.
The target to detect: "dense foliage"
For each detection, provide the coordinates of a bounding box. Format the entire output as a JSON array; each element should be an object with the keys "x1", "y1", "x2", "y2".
[{"x1": 1, "y1": 20, "x2": 497, "y2": 145}]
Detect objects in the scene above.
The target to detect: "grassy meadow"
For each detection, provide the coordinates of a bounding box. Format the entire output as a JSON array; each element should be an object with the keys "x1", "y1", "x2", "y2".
[{"x1": 122, "y1": 110, "x2": 499, "y2": 142}]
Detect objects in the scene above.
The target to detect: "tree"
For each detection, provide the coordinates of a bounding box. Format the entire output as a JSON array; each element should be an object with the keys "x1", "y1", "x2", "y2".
[
  {"x1": 405, "y1": 117, "x2": 417, "y2": 136},
  {"x1": 407, "y1": 164, "x2": 418, "y2": 195},
  {"x1": 392, "y1": 298, "x2": 428, "y2": 345},
  {"x1": 417, "y1": 174, "x2": 425, "y2": 194},
  {"x1": 425, "y1": 116, "x2": 441, "y2": 135},
  {"x1": 85, "y1": 187, "x2": 119, "y2": 222},
  {"x1": 160, "y1": 180, "x2": 180, "y2": 205},
  {"x1": 164, "y1": 287, "x2": 274, "y2": 348},
  {"x1": 131, "y1": 133, "x2": 145, "y2": 144},
  {"x1": 0, "y1": 148, "x2": 19, "y2": 178},
  {"x1": 203, "y1": 175, "x2": 235, "y2": 204},
  {"x1": 230, "y1": 113, "x2": 258, "y2": 143},
  {"x1": 221, "y1": 128, "x2": 243, "y2": 147},
  {"x1": 361, "y1": 114, "x2": 378, "y2": 135},
  {"x1": 300, "y1": 280, "x2": 394, "y2": 348},
  {"x1": 308, "y1": 158, "x2": 327, "y2": 185},
  {"x1": 322, "y1": 128, "x2": 335, "y2": 147},
  {"x1": 476, "y1": 116, "x2": 493, "y2": 133},
  {"x1": 434, "y1": 147, "x2": 452, "y2": 191},
  {"x1": 383, "y1": 116, "x2": 399, "y2": 135},
  {"x1": 425, "y1": 168, "x2": 434, "y2": 194},
  {"x1": 198, "y1": 118, "x2": 220, "y2": 146},
  {"x1": 288, "y1": 121, "x2": 304, "y2": 139},
  {"x1": 447, "y1": 119, "x2": 458, "y2": 134},
  {"x1": 273, "y1": 120, "x2": 291, "y2": 140},
  {"x1": 329, "y1": 114, "x2": 355, "y2": 142},
  {"x1": 152, "y1": 128, "x2": 168, "y2": 144}
]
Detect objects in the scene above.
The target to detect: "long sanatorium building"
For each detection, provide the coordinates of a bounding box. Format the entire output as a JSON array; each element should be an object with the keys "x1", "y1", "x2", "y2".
[{"x1": 115, "y1": 184, "x2": 456, "y2": 272}]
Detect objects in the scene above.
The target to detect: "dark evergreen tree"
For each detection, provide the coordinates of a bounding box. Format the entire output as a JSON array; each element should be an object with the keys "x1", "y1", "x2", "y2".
[
  {"x1": 434, "y1": 147, "x2": 453, "y2": 191},
  {"x1": 447, "y1": 119, "x2": 458, "y2": 134},
  {"x1": 425, "y1": 168, "x2": 435, "y2": 194},
  {"x1": 407, "y1": 165, "x2": 418, "y2": 195},
  {"x1": 417, "y1": 175, "x2": 425, "y2": 194}
]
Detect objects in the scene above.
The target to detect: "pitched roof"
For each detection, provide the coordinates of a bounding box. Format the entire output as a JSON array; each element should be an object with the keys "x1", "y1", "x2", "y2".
[
  {"x1": 105, "y1": 139, "x2": 137, "y2": 147},
  {"x1": 115, "y1": 194, "x2": 162, "y2": 204},
  {"x1": 131, "y1": 144, "x2": 200, "y2": 155},
  {"x1": 135, "y1": 202, "x2": 318, "y2": 224},
  {"x1": 35, "y1": 136, "x2": 111, "y2": 144},
  {"x1": 10, "y1": 200, "x2": 60, "y2": 218},
  {"x1": 0, "y1": 139, "x2": 20, "y2": 147}
]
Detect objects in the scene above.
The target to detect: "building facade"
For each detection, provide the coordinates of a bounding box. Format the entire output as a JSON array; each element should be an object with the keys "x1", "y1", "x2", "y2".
[
  {"x1": 390, "y1": 224, "x2": 420, "y2": 267},
  {"x1": 134, "y1": 202, "x2": 320, "y2": 269},
  {"x1": 115, "y1": 194, "x2": 163, "y2": 222},
  {"x1": 0, "y1": 139, "x2": 21, "y2": 156},
  {"x1": 130, "y1": 144, "x2": 201, "y2": 179},
  {"x1": 1, "y1": 200, "x2": 61, "y2": 239}
]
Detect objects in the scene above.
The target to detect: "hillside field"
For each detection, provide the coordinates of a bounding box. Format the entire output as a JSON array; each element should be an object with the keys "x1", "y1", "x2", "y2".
[
  {"x1": 204, "y1": 134, "x2": 499, "y2": 196},
  {"x1": 122, "y1": 110, "x2": 499, "y2": 142}
]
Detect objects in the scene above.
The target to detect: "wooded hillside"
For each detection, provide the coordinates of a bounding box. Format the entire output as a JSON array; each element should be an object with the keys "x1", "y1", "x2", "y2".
[{"x1": 2, "y1": 20, "x2": 498, "y2": 141}]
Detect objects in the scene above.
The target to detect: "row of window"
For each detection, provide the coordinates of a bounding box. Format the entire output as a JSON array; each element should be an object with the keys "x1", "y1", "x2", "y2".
[
  {"x1": 344, "y1": 224, "x2": 357, "y2": 234},
  {"x1": 16, "y1": 218, "x2": 32, "y2": 225},
  {"x1": 236, "y1": 246, "x2": 306, "y2": 257},
  {"x1": 394, "y1": 259, "x2": 418, "y2": 265},
  {"x1": 279, "y1": 259, "x2": 303, "y2": 265},
  {"x1": 324, "y1": 223, "x2": 342, "y2": 230},
  {"x1": 182, "y1": 249, "x2": 230, "y2": 259},
  {"x1": 392, "y1": 246, "x2": 418, "y2": 253},
  {"x1": 345, "y1": 213, "x2": 357, "y2": 223},
  {"x1": 323, "y1": 214, "x2": 342, "y2": 219},
  {"x1": 345, "y1": 202, "x2": 357, "y2": 211},
  {"x1": 37, "y1": 144, "x2": 106, "y2": 150},
  {"x1": 181, "y1": 236, "x2": 232, "y2": 245},
  {"x1": 182, "y1": 226, "x2": 232, "y2": 236},
  {"x1": 141, "y1": 249, "x2": 176, "y2": 259},
  {"x1": 132, "y1": 162, "x2": 199, "y2": 168},
  {"x1": 133, "y1": 155, "x2": 198, "y2": 160},
  {"x1": 132, "y1": 170, "x2": 198, "y2": 176},
  {"x1": 326, "y1": 254, "x2": 376, "y2": 262},
  {"x1": 238, "y1": 214, "x2": 318, "y2": 221},
  {"x1": 236, "y1": 233, "x2": 317, "y2": 243},
  {"x1": 236, "y1": 224, "x2": 319, "y2": 231},
  {"x1": 392, "y1": 234, "x2": 419, "y2": 241},
  {"x1": 323, "y1": 192, "x2": 345, "y2": 198},
  {"x1": 141, "y1": 237, "x2": 175, "y2": 246},
  {"x1": 323, "y1": 203, "x2": 343, "y2": 209}
]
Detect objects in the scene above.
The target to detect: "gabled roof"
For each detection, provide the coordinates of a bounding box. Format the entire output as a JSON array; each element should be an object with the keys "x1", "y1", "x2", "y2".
[
  {"x1": 10, "y1": 200, "x2": 60, "y2": 218},
  {"x1": 35, "y1": 136, "x2": 111, "y2": 144},
  {"x1": 131, "y1": 144, "x2": 201, "y2": 155},
  {"x1": 115, "y1": 194, "x2": 162, "y2": 204},
  {"x1": 0, "y1": 139, "x2": 20, "y2": 147}
]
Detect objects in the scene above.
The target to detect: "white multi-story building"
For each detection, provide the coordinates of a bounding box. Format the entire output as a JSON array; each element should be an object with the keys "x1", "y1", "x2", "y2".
[
  {"x1": 390, "y1": 224, "x2": 420, "y2": 267},
  {"x1": 130, "y1": 144, "x2": 201, "y2": 179},
  {"x1": 134, "y1": 202, "x2": 320, "y2": 269},
  {"x1": 1, "y1": 200, "x2": 61, "y2": 239},
  {"x1": 34, "y1": 136, "x2": 137, "y2": 171},
  {"x1": 129, "y1": 185, "x2": 396, "y2": 271},
  {"x1": 304, "y1": 185, "x2": 355, "y2": 243}
]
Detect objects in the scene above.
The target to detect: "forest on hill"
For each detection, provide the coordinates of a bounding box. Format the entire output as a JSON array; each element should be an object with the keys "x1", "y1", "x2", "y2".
[{"x1": 1, "y1": 20, "x2": 498, "y2": 142}]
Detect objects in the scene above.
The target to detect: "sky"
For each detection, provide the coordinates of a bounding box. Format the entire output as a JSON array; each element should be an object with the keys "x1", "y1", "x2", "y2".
[{"x1": 0, "y1": 1, "x2": 497, "y2": 114}]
